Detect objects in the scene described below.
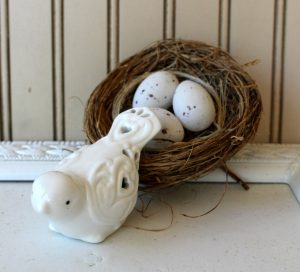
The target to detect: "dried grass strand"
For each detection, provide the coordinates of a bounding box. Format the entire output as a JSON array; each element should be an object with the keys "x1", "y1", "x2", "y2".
[
  {"x1": 124, "y1": 196, "x2": 174, "y2": 232},
  {"x1": 182, "y1": 168, "x2": 229, "y2": 218},
  {"x1": 181, "y1": 182, "x2": 228, "y2": 218}
]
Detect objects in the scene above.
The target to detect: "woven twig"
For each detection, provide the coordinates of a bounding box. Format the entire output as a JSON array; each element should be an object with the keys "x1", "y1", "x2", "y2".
[{"x1": 84, "y1": 39, "x2": 262, "y2": 191}]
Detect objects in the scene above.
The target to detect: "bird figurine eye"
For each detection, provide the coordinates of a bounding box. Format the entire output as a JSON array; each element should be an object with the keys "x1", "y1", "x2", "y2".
[
  {"x1": 121, "y1": 177, "x2": 129, "y2": 189},
  {"x1": 65, "y1": 200, "x2": 71, "y2": 205}
]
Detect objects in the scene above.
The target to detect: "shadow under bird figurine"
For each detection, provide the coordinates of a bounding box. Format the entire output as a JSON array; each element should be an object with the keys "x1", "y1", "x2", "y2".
[{"x1": 31, "y1": 107, "x2": 161, "y2": 243}]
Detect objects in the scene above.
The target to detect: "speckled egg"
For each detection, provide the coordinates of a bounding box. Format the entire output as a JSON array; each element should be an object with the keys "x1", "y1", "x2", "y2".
[
  {"x1": 132, "y1": 71, "x2": 179, "y2": 109},
  {"x1": 145, "y1": 108, "x2": 184, "y2": 150},
  {"x1": 173, "y1": 80, "x2": 216, "y2": 132}
]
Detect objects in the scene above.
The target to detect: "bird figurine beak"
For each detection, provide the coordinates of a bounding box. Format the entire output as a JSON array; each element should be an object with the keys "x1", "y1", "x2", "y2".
[
  {"x1": 31, "y1": 190, "x2": 50, "y2": 215},
  {"x1": 42, "y1": 202, "x2": 50, "y2": 214},
  {"x1": 38, "y1": 200, "x2": 50, "y2": 214}
]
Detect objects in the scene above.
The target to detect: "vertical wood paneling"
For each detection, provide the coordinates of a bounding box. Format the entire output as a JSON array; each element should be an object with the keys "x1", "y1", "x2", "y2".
[
  {"x1": 0, "y1": 55, "x2": 2, "y2": 140},
  {"x1": 119, "y1": 0, "x2": 164, "y2": 61},
  {"x1": 282, "y1": 0, "x2": 299, "y2": 143},
  {"x1": 1, "y1": 0, "x2": 299, "y2": 143},
  {"x1": 164, "y1": 0, "x2": 176, "y2": 39},
  {"x1": 0, "y1": 0, "x2": 4, "y2": 140},
  {"x1": 176, "y1": 0, "x2": 219, "y2": 46},
  {"x1": 9, "y1": 0, "x2": 53, "y2": 140},
  {"x1": 0, "y1": 0, "x2": 12, "y2": 140},
  {"x1": 109, "y1": 0, "x2": 119, "y2": 70},
  {"x1": 64, "y1": 0, "x2": 107, "y2": 140},
  {"x1": 270, "y1": 0, "x2": 286, "y2": 143},
  {"x1": 219, "y1": 0, "x2": 231, "y2": 50},
  {"x1": 52, "y1": 0, "x2": 64, "y2": 140},
  {"x1": 230, "y1": 0, "x2": 274, "y2": 143}
]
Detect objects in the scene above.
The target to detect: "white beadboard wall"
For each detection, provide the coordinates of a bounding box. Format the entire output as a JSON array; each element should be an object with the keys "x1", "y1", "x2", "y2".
[{"x1": 0, "y1": 0, "x2": 298, "y2": 143}]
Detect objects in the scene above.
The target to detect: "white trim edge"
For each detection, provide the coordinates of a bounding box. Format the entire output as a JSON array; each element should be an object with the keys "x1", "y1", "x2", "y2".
[{"x1": 1, "y1": 142, "x2": 300, "y2": 201}]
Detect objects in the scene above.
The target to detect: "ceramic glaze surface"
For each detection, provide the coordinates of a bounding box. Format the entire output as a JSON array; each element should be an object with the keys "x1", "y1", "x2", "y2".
[{"x1": 31, "y1": 108, "x2": 161, "y2": 243}]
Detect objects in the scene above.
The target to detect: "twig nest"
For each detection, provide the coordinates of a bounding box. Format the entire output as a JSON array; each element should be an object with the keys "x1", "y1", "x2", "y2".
[{"x1": 84, "y1": 39, "x2": 262, "y2": 191}]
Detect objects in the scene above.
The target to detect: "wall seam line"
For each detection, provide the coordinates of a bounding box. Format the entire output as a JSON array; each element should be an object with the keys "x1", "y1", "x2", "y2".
[
  {"x1": 172, "y1": 0, "x2": 176, "y2": 38},
  {"x1": 226, "y1": 0, "x2": 231, "y2": 52},
  {"x1": 115, "y1": 0, "x2": 120, "y2": 66},
  {"x1": 269, "y1": 0, "x2": 278, "y2": 143},
  {"x1": 4, "y1": 0, "x2": 12, "y2": 140},
  {"x1": 51, "y1": 0, "x2": 57, "y2": 141},
  {"x1": 163, "y1": 0, "x2": 167, "y2": 39},
  {"x1": 107, "y1": 0, "x2": 111, "y2": 73},
  {"x1": 61, "y1": 0, "x2": 65, "y2": 140},
  {"x1": 218, "y1": 0, "x2": 223, "y2": 48},
  {"x1": 278, "y1": 0, "x2": 287, "y2": 143},
  {"x1": 0, "y1": 0, "x2": 3, "y2": 140}
]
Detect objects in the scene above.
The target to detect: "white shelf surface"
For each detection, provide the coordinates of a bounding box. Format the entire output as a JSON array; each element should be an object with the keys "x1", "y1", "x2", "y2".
[{"x1": 1, "y1": 182, "x2": 300, "y2": 272}]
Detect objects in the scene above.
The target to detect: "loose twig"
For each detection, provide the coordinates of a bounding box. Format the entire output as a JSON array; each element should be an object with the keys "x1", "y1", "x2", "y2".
[{"x1": 220, "y1": 164, "x2": 249, "y2": 190}]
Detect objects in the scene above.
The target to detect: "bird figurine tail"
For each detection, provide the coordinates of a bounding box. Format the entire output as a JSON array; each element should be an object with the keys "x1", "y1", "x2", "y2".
[{"x1": 107, "y1": 107, "x2": 161, "y2": 149}]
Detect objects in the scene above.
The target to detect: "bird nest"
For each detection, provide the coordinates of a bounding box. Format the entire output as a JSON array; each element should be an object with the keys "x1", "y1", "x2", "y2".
[{"x1": 84, "y1": 39, "x2": 262, "y2": 191}]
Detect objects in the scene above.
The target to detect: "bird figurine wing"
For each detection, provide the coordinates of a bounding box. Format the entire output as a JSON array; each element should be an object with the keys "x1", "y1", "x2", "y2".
[{"x1": 84, "y1": 107, "x2": 162, "y2": 224}]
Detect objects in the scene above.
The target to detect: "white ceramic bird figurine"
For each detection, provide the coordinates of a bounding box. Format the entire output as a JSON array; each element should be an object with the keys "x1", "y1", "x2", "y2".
[{"x1": 31, "y1": 107, "x2": 161, "y2": 243}]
